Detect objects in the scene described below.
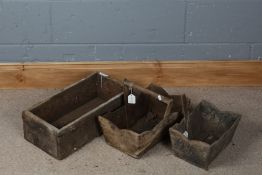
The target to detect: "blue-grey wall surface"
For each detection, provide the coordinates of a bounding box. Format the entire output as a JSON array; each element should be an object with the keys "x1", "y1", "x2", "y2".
[{"x1": 0, "y1": 0, "x2": 261, "y2": 62}]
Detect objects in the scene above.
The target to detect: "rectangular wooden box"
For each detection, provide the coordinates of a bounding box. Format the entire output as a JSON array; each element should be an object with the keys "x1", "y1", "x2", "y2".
[
  {"x1": 22, "y1": 72, "x2": 123, "y2": 160},
  {"x1": 169, "y1": 100, "x2": 241, "y2": 169},
  {"x1": 98, "y1": 80, "x2": 177, "y2": 158}
]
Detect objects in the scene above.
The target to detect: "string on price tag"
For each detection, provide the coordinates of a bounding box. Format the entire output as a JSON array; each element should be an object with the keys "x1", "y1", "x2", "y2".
[{"x1": 99, "y1": 72, "x2": 109, "y2": 88}]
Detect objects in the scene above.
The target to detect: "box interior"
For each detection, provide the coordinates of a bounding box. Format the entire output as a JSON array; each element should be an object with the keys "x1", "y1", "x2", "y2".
[
  {"x1": 174, "y1": 101, "x2": 239, "y2": 144},
  {"x1": 103, "y1": 85, "x2": 168, "y2": 134},
  {"x1": 30, "y1": 73, "x2": 122, "y2": 129}
]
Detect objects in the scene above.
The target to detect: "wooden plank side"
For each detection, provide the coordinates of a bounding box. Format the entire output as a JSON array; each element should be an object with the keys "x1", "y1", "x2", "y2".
[{"x1": 0, "y1": 61, "x2": 261, "y2": 88}]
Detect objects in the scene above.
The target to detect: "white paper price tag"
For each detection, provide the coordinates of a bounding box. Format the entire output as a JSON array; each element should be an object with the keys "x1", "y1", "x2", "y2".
[
  {"x1": 158, "y1": 95, "x2": 162, "y2": 101},
  {"x1": 128, "y1": 94, "x2": 136, "y2": 104},
  {"x1": 183, "y1": 131, "x2": 188, "y2": 138}
]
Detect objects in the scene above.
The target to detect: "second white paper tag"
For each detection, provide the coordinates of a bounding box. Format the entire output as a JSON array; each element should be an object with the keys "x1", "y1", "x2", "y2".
[{"x1": 128, "y1": 94, "x2": 136, "y2": 104}]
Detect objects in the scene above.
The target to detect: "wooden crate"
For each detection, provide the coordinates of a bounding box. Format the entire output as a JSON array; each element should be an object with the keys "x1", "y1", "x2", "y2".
[
  {"x1": 22, "y1": 72, "x2": 123, "y2": 160},
  {"x1": 169, "y1": 100, "x2": 241, "y2": 169},
  {"x1": 147, "y1": 83, "x2": 192, "y2": 120},
  {"x1": 98, "y1": 80, "x2": 178, "y2": 158}
]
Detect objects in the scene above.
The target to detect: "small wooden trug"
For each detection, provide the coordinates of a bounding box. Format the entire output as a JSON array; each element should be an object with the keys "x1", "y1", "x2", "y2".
[
  {"x1": 169, "y1": 100, "x2": 241, "y2": 169},
  {"x1": 22, "y1": 72, "x2": 123, "y2": 159},
  {"x1": 147, "y1": 83, "x2": 192, "y2": 120},
  {"x1": 98, "y1": 80, "x2": 179, "y2": 158}
]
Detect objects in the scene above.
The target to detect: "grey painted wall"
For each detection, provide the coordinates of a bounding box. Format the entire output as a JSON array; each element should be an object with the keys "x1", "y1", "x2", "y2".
[{"x1": 0, "y1": 0, "x2": 261, "y2": 62}]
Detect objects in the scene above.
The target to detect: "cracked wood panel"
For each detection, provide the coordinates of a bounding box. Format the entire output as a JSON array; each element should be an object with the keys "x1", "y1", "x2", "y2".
[{"x1": 0, "y1": 61, "x2": 261, "y2": 88}]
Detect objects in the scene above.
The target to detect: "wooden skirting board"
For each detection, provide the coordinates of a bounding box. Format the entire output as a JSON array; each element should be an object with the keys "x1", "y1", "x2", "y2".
[{"x1": 0, "y1": 61, "x2": 261, "y2": 88}]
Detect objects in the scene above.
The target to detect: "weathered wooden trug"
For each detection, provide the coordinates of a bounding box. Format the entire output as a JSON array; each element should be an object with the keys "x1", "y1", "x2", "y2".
[
  {"x1": 22, "y1": 72, "x2": 123, "y2": 159},
  {"x1": 169, "y1": 100, "x2": 241, "y2": 169},
  {"x1": 98, "y1": 80, "x2": 177, "y2": 158},
  {"x1": 147, "y1": 83, "x2": 192, "y2": 119}
]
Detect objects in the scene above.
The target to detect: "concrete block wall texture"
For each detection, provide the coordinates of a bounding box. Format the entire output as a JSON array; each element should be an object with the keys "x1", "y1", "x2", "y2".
[{"x1": 0, "y1": 0, "x2": 261, "y2": 62}]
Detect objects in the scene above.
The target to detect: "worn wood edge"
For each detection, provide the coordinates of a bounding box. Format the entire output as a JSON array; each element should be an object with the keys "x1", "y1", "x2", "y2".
[
  {"x1": 0, "y1": 60, "x2": 261, "y2": 88},
  {"x1": 22, "y1": 110, "x2": 59, "y2": 133}
]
